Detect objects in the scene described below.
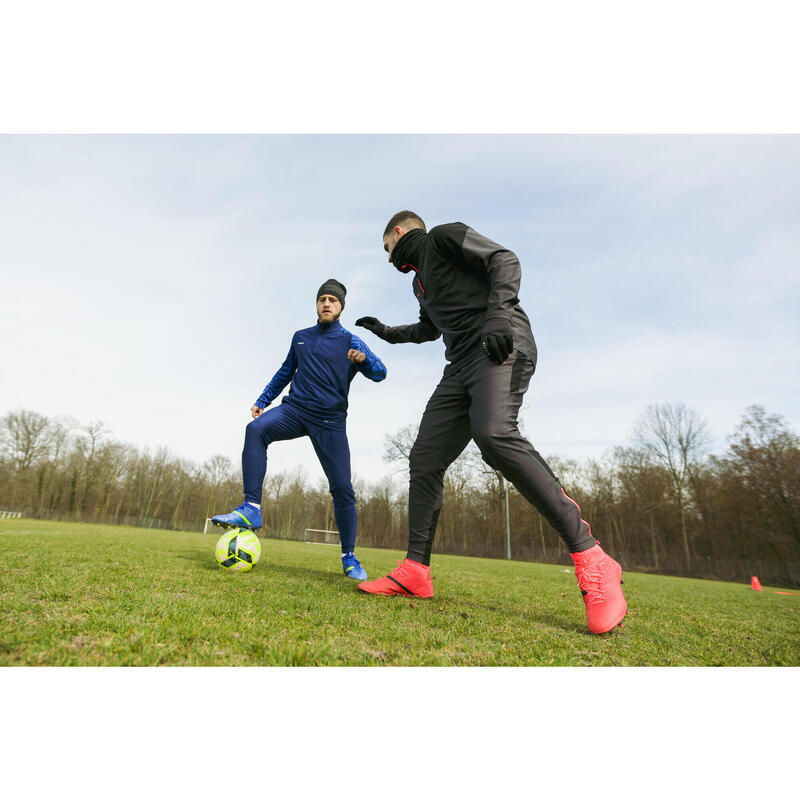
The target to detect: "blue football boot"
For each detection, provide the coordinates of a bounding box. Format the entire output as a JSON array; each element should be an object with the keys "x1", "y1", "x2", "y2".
[
  {"x1": 211, "y1": 502, "x2": 262, "y2": 530},
  {"x1": 342, "y1": 552, "x2": 367, "y2": 581}
]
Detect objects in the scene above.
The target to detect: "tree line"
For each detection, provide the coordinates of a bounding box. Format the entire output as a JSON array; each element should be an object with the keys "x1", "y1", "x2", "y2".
[{"x1": 1, "y1": 402, "x2": 798, "y2": 587}]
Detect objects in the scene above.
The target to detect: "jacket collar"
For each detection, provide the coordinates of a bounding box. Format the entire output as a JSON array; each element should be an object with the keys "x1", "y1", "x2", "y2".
[{"x1": 391, "y1": 228, "x2": 427, "y2": 274}]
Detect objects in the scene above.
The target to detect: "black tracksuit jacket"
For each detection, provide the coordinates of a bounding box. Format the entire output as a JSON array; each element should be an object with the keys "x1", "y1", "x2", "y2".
[
  {"x1": 373, "y1": 224, "x2": 595, "y2": 558},
  {"x1": 381, "y1": 224, "x2": 537, "y2": 371}
]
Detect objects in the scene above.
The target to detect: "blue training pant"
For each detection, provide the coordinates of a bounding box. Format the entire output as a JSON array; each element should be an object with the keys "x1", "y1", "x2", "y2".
[{"x1": 242, "y1": 403, "x2": 357, "y2": 553}]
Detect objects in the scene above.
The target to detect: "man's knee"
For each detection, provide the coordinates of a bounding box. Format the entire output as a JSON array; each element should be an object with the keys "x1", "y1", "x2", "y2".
[
  {"x1": 471, "y1": 421, "x2": 514, "y2": 466},
  {"x1": 330, "y1": 482, "x2": 355, "y2": 507},
  {"x1": 245, "y1": 418, "x2": 263, "y2": 440},
  {"x1": 246, "y1": 415, "x2": 277, "y2": 446}
]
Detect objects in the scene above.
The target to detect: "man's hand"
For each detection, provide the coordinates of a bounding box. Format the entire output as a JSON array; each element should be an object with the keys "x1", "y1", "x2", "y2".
[
  {"x1": 355, "y1": 316, "x2": 387, "y2": 337},
  {"x1": 251, "y1": 405, "x2": 264, "y2": 419},
  {"x1": 347, "y1": 348, "x2": 366, "y2": 364},
  {"x1": 481, "y1": 317, "x2": 514, "y2": 364}
]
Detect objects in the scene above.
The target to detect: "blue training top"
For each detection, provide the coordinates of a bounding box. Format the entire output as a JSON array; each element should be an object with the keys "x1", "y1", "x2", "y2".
[{"x1": 254, "y1": 320, "x2": 387, "y2": 427}]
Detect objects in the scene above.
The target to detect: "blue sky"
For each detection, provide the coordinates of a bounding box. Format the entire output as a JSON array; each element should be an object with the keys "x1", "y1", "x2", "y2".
[{"x1": 1, "y1": 135, "x2": 798, "y2": 486}]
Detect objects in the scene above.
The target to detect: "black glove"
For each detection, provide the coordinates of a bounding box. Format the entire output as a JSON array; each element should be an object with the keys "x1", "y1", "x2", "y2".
[
  {"x1": 481, "y1": 317, "x2": 514, "y2": 363},
  {"x1": 355, "y1": 316, "x2": 387, "y2": 337}
]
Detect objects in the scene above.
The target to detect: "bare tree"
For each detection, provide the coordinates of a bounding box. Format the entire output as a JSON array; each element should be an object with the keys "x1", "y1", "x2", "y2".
[
  {"x1": 383, "y1": 423, "x2": 419, "y2": 466},
  {"x1": 632, "y1": 402, "x2": 712, "y2": 569},
  {"x1": 723, "y1": 405, "x2": 800, "y2": 564},
  {"x1": 202, "y1": 454, "x2": 234, "y2": 521},
  {"x1": 613, "y1": 446, "x2": 672, "y2": 570},
  {"x1": 383, "y1": 423, "x2": 482, "y2": 486},
  {"x1": 72, "y1": 420, "x2": 109, "y2": 516},
  {"x1": 0, "y1": 409, "x2": 55, "y2": 471}
]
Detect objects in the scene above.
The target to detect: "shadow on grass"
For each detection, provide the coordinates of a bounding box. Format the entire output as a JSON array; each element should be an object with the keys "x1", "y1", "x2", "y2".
[
  {"x1": 177, "y1": 549, "x2": 590, "y2": 633},
  {"x1": 434, "y1": 594, "x2": 588, "y2": 635},
  {"x1": 177, "y1": 549, "x2": 357, "y2": 589},
  {"x1": 178, "y1": 550, "x2": 220, "y2": 572}
]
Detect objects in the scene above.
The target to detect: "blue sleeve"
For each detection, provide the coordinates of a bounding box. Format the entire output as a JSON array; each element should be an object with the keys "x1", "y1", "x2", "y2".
[
  {"x1": 254, "y1": 342, "x2": 298, "y2": 408},
  {"x1": 349, "y1": 334, "x2": 387, "y2": 382}
]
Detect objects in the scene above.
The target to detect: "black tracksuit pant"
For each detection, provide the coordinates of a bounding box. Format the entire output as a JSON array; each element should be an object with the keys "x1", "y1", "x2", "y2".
[{"x1": 407, "y1": 349, "x2": 596, "y2": 565}]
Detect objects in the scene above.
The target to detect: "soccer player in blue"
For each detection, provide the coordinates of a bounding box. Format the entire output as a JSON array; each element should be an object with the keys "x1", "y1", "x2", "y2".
[{"x1": 211, "y1": 279, "x2": 387, "y2": 581}]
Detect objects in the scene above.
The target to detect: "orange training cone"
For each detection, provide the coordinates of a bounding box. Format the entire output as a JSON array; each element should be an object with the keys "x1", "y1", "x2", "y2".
[{"x1": 751, "y1": 576, "x2": 763, "y2": 591}]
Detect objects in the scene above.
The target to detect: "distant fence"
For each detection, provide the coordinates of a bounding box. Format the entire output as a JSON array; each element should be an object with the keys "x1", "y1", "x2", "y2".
[
  {"x1": 12, "y1": 509, "x2": 309, "y2": 541},
  {"x1": 14, "y1": 509, "x2": 202, "y2": 533},
  {"x1": 0, "y1": 510, "x2": 23, "y2": 519}
]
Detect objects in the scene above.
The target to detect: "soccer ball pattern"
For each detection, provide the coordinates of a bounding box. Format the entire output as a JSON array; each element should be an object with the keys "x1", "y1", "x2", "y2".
[{"x1": 215, "y1": 528, "x2": 262, "y2": 572}]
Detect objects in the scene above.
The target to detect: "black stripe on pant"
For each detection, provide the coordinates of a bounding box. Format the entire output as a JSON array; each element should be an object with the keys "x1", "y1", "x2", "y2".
[{"x1": 406, "y1": 350, "x2": 596, "y2": 565}]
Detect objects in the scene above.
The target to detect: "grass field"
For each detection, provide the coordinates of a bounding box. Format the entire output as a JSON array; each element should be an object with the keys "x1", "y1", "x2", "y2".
[{"x1": 1, "y1": 518, "x2": 798, "y2": 666}]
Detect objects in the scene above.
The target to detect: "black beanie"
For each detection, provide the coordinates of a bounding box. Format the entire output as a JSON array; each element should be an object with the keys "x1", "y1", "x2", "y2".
[{"x1": 317, "y1": 278, "x2": 346, "y2": 309}]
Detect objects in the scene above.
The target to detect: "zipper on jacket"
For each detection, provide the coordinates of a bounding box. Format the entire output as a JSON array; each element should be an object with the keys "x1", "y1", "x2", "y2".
[{"x1": 408, "y1": 265, "x2": 425, "y2": 297}]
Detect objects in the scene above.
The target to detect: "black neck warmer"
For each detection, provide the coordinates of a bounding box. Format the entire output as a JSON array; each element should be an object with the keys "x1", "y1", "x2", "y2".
[{"x1": 390, "y1": 228, "x2": 427, "y2": 273}]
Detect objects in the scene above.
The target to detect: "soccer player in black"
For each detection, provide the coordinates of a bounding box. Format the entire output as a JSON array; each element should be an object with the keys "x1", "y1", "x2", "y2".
[{"x1": 355, "y1": 211, "x2": 626, "y2": 634}]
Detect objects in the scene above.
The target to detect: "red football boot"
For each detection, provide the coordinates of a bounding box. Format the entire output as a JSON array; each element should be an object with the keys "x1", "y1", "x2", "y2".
[
  {"x1": 571, "y1": 543, "x2": 627, "y2": 634},
  {"x1": 358, "y1": 558, "x2": 434, "y2": 598}
]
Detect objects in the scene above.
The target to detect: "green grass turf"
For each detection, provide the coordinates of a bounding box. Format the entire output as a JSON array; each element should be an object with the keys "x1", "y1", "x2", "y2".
[{"x1": 1, "y1": 518, "x2": 798, "y2": 666}]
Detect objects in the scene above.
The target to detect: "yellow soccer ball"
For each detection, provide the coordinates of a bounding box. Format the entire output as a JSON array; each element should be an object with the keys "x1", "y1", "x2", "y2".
[{"x1": 215, "y1": 528, "x2": 262, "y2": 572}]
